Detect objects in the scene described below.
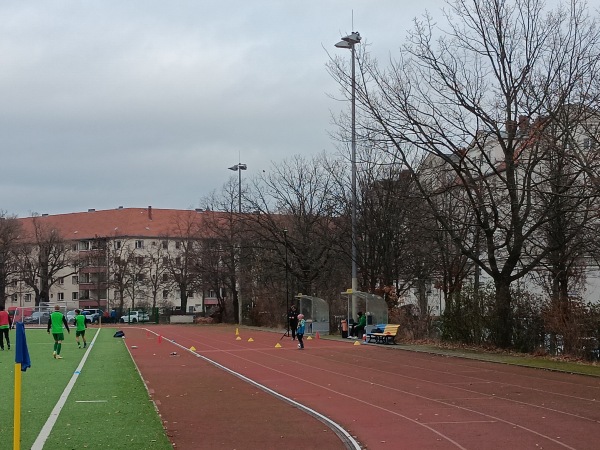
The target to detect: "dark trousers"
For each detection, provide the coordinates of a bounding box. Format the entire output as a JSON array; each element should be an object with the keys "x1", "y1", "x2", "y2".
[
  {"x1": 0, "y1": 328, "x2": 9, "y2": 349},
  {"x1": 289, "y1": 321, "x2": 298, "y2": 339},
  {"x1": 297, "y1": 333, "x2": 304, "y2": 349},
  {"x1": 351, "y1": 325, "x2": 365, "y2": 338}
]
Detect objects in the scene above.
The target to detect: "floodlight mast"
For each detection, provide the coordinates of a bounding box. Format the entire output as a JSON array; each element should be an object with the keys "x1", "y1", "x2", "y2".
[
  {"x1": 335, "y1": 31, "x2": 361, "y2": 319},
  {"x1": 228, "y1": 163, "x2": 247, "y2": 325}
]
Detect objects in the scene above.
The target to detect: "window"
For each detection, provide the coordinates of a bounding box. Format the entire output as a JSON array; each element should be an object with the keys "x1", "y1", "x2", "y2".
[
  {"x1": 57, "y1": 293, "x2": 64, "y2": 301},
  {"x1": 188, "y1": 291, "x2": 194, "y2": 298},
  {"x1": 162, "y1": 273, "x2": 169, "y2": 282},
  {"x1": 72, "y1": 292, "x2": 79, "y2": 300},
  {"x1": 175, "y1": 241, "x2": 181, "y2": 249},
  {"x1": 136, "y1": 257, "x2": 144, "y2": 265},
  {"x1": 81, "y1": 241, "x2": 90, "y2": 250},
  {"x1": 175, "y1": 257, "x2": 181, "y2": 266},
  {"x1": 162, "y1": 240, "x2": 168, "y2": 249},
  {"x1": 162, "y1": 290, "x2": 169, "y2": 299},
  {"x1": 135, "y1": 240, "x2": 144, "y2": 249},
  {"x1": 209, "y1": 290, "x2": 216, "y2": 298},
  {"x1": 163, "y1": 257, "x2": 168, "y2": 265},
  {"x1": 12, "y1": 294, "x2": 17, "y2": 303},
  {"x1": 72, "y1": 276, "x2": 79, "y2": 284},
  {"x1": 115, "y1": 240, "x2": 122, "y2": 249},
  {"x1": 24, "y1": 294, "x2": 32, "y2": 302},
  {"x1": 136, "y1": 274, "x2": 145, "y2": 281},
  {"x1": 58, "y1": 277, "x2": 64, "y2": 285}
]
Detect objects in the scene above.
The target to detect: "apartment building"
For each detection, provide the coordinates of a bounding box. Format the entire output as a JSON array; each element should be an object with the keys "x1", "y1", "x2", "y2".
[{"x1": 7, "y1": 206, "x2": 226, "y2": 313}]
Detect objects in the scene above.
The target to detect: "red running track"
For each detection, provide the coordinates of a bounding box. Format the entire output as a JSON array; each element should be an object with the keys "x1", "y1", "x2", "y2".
[{"x1": 124, "y1": 325, "x2": 600, "y2": 450}]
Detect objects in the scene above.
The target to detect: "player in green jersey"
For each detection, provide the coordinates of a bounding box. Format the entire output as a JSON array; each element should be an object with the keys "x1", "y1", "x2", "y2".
[
  {"x1": 74, "y1": 309, "x2": 87, "y2": 348},
  {"x1": 47, "y1": 304, "x2": 70, "y2": 359}
]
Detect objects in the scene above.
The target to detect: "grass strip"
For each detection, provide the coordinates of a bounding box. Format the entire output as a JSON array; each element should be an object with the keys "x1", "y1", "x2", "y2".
[{"x1": 0, "y1": 327, "x2": 172, "y2": 449}]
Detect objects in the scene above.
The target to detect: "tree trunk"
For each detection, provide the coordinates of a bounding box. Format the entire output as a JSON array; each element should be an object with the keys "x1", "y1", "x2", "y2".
[{"x1": 494, "y1": 279, "x2": 512, "y2": 348}]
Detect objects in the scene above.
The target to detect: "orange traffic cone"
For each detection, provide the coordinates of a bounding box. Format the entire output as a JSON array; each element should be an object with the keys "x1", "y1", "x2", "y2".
[
  {"x1": 158, "y1": 335, "x2": 162, "y2": 344},
  {"x1": 315, "y1": 332, "x2": 320, "y2": 340},
  {"x1": 362, "y1": 333, "x2": 366, "y2": 343}
]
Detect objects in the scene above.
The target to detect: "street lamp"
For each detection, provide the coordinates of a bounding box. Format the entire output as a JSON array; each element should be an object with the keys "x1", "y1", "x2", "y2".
[
  {"x1": 335, "y1": 31, "x2": 361, "y2": 317},
  {"x1": 228, "y1": 162, "x2": 247, "y2": 325}
]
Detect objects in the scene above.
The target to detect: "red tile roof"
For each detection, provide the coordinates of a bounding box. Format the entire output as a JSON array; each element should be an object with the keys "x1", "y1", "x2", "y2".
[{"x1": 16, "y1": 207, "x2": 225, "y2": 240}]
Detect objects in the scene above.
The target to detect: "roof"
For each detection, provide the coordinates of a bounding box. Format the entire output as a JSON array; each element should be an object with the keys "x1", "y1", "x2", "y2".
[{"x1": 15, "y1": 207, "x2": 229, "y2": 241}]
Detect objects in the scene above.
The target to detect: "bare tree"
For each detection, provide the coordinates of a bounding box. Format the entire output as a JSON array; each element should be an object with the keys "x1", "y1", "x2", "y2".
[
  {"x1": 0, "y1": 213, "x2": 21, "y2": 308},
  {"x1": 108, "y1": 239, "x2": 136, "y2": 314},
  {"x1": 142, "y1": 241, "x2": 171, "y2": 312},
  {"x1": 14, "y1": 215, "x2": 76, "y2": 306},
  {"x1": 246, "y1": 154, "x2": 347, "y2": 298},
  {"x1": 163, "y1": 211, "x2": 203, "y2": 314},
  {"x1": 328, "y1": 0, "x2": 600, "y2": 347}
]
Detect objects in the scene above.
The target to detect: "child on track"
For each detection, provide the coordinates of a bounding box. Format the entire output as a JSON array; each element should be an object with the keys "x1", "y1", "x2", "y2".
[{"x1": 296, "y1": 313, "x2": 306, "y2": 350}]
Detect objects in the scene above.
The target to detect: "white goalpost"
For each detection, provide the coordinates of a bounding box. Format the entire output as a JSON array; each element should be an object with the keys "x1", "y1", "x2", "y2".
[{"x1": 12, "y1": 304, "x2": 68, "y2": 326}]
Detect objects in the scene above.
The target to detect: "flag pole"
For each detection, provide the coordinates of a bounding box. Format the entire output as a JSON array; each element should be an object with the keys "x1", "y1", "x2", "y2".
[
  {"x1": 13, "y1": 322, "x2": 31, "y2": 450},
  {"x1": 13, "y1": 362, "x2": 22, "y2": 450}
]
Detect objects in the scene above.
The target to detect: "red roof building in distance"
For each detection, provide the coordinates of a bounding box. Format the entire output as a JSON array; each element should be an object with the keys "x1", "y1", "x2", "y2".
[{"x1": 16, "y1": 206, "x2": 227, "y2": 241}]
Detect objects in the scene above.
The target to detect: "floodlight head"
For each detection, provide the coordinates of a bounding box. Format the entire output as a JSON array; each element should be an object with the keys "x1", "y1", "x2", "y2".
[
  {"x1": 228, "y1": 165, "x2": 239, "y2": 171},
  {"x1": 341, "y1": 32, "x2": 361, "y2": 45},
  {"x1": 238, "y1": 163, "x2": 247, "y2": 170},
  {"x1": 335, "y1": 40, "x2": 351, "y2": 49}
]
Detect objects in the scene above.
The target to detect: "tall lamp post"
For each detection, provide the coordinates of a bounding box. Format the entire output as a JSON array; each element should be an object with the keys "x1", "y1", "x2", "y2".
[
  {"x1": 335, "y1": 31, "x2": 361, "y2": 318},
  {"x1": 228, "y1": 162, "x2": 247, "y2": 325},
  {"x1": 283, "y1": 229, "x2": 289, "y2": 336}
]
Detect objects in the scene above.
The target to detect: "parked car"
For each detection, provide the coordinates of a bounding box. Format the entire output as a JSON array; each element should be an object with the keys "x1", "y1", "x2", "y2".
[
  {"x1": 23, "y1": 311, "x2": 50, "y2": 324},
  {"x1": 66, "y1": 310, "x2": 77, "y2": 324},
  {"x1": 120, "y1": 311, "x2": 150, "y2": 323},
  {"x1": 82, "y1": 309, "x2": 103, "y2": 324}
]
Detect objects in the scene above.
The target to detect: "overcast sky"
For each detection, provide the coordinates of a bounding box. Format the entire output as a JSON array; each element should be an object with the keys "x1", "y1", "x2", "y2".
[{"x1": 1, "y1": 0, "x2": 445, "y2": 218}]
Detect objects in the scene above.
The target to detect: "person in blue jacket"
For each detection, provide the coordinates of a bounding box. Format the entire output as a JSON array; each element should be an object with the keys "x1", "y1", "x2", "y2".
[{"x1": 296, "y1": 314, "x2": 306, "y2": 350}]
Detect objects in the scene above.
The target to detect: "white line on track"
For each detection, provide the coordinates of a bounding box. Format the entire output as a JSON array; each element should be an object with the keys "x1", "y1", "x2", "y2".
[{"x1": 31, "y1": 329, "x2": 101, "y2": 450}]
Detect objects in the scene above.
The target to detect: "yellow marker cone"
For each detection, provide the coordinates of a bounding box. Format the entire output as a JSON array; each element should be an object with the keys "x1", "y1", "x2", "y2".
[
  {"x1": 275, "y1": 343, "x2": 282, "y2": 348},
  {"x1": 354, "y1": 340, "x2": 361, "y2": 346},
  {"x1": 235, "y1": 328, "x2": 239, "y2": 336},
  {"x1": 189, "y1": 346, "x2": 196, "y2": 351},
  {"x1": 248, "y1": 338, "x2": 254, "y2": 342},
  {"x1": 307, "y1": 336, "x2": 313, "y2": 340},
  {"x1": 236, "y1": 336, "x2": 242, "y2": 340}
]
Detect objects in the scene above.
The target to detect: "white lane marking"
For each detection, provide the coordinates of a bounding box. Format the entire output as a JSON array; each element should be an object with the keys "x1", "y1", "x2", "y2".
[{"x1": 31, "y1": 329, "x2": 101, "y2": 450}]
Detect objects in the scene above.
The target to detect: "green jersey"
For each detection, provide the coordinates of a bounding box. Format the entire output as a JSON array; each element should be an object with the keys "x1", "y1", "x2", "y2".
[
  {"x1": 49, "y1": 311, "x2": 68, "y2": 334},
  {"x1": 75, "y1": 314, "x2": 87, "y2": 332}
]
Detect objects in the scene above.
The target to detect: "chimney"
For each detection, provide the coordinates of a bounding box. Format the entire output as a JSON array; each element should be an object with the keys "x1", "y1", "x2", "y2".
[
  {"x1": 148, "y1": 206, "x2": 153, "y2": 220},
  {"x1": 518, "y1": 115, "x2": 530, "y2": 134},
  {"x1": 88, "y1": 209, "x2": 95, "y2": 212}
]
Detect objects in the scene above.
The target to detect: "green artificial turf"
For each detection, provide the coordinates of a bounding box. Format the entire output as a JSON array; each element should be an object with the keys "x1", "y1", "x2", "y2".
[{"x1": 0, "y1": 327, "x2": 172, "y2": 449}]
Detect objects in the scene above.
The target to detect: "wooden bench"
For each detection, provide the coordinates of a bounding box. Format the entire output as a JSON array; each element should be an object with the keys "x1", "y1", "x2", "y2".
[{"x1": 366, "y1": 324, "x2": 400, "y2": 345}]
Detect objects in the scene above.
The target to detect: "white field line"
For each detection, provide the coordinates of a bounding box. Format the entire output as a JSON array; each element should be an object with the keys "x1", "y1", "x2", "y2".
[{"x1": 30, "y1": 329, "x2": 101, "y2": 450}]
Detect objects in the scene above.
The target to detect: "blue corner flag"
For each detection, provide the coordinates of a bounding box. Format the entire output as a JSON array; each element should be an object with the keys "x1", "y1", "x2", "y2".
[{"x1": 15, "y1": 322, "x2": 31, "y2": 372}]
